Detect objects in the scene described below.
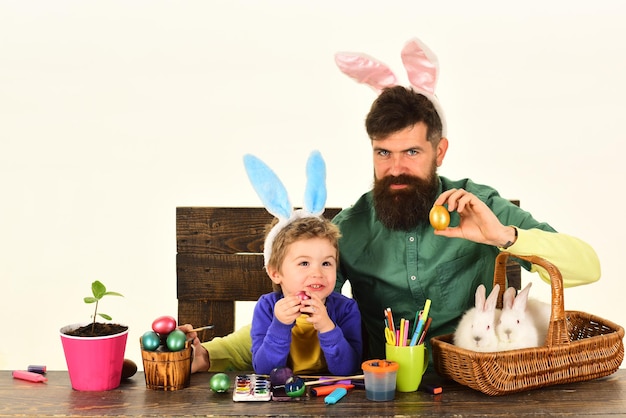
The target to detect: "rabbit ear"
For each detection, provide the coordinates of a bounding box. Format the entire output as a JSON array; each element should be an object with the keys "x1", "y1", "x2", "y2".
[
  {"x1": 513, "y1": 282, "x2": 532, "y2": 311},
  {"x1": 303, "y1": 150, "x2": 327, "y2": 216},
  {"x1": 400, "y1": 38, "x2": 448, "y2": 138},
  {"x1": 334, "y1": 51, "x2": 398, "y2": 93},
  {"x1": 502, "y1": 287, "x2": 517, "y2": 310},
  {"x1": 243, "y1": 154, "x2": 292, "y2": 220},
  {"x1": 400, "y1": 38, "x2": 439, "y2": 95},
  {"x1": 484, "y1": 284, "x2": 500, "y2": 312},
  {"x1": 475, "y1": 284, "x2": 486, "y2": 309}
]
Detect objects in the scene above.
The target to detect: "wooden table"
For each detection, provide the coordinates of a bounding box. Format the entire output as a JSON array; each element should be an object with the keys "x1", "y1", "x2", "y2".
[{"x1": 2, "y1": 369, "x2": 626, "y2": 417}]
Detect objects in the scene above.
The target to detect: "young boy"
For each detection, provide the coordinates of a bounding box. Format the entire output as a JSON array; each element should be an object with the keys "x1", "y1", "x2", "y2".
[{"x1": 251, "y1": 216, "x2": 362, "y2": 376}]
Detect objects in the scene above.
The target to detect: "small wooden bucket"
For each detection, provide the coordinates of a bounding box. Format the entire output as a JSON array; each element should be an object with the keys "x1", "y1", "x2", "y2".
[{"x1": 140, "y1": 338, "x2": 192, "y2": 391}]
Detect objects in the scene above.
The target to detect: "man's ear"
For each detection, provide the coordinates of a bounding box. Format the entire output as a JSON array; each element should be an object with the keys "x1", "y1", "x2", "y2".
[
  {"x1": 436, "y1": 137, "x2": 448, "y2": 167},
  {"x1": 266, "y1": 265, "x2": 282, "y2": 285}
]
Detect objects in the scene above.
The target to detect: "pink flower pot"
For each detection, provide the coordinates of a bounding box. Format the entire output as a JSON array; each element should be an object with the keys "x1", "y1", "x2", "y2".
[{"x1": 60, "y1": 323, "x2": 129, "y2": 391}]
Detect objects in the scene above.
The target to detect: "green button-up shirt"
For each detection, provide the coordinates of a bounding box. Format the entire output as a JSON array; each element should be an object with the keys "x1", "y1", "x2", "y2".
[{"x1": 332, "y1": 176, "x2": 555, "y2": 360}]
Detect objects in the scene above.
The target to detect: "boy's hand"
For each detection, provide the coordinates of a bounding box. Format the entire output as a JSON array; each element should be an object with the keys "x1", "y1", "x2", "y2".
[
  {"x1": 274, "y1": 295, "x2": 303, "y2": 325},
  {"x1": 300, "y1": 293, "x2": 335, "y2": 334}
]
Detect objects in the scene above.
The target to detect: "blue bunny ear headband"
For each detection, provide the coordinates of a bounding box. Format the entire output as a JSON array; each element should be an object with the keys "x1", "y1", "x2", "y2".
[{"x1": 243, "y1": 150, "x2": 327, "y2": 267}]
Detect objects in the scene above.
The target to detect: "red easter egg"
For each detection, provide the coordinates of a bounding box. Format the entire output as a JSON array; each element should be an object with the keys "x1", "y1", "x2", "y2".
[
  {"x1": 151, "y1": 315, "x2": 177, "y2": 334},
  {"x1": 296, "y1": 291, "x2": 310, "y2": 300}
]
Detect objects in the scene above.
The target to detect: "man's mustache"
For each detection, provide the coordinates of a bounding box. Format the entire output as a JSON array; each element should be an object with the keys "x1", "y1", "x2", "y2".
[{"x1": 378, "y1": 175, "x2": 420, "y2": 188}]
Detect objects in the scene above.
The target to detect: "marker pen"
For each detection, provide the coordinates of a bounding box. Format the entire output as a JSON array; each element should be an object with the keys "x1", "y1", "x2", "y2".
[
  {"x1": 324, "y1": 387, "x2": 348, "y2": 405},
  {"x1": 311, "y1": 384, "x2": 354, "y2": 396},
  {"x1": 27, "y1": 365, "x2": 47, "y2": 375},
  {"x1": 12, "y1": 370, "x2": 48, "y2": 383},
  {"x1": 420, "y1": 383, "x2": 442, "y2": 395}
]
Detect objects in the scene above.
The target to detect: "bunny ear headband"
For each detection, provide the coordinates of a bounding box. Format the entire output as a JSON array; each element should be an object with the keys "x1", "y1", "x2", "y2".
[
  {"x1": 334, "y1": 37, "x2": 447, "y2": 137},
  {"x1": 243, "y1": 150, "x2": 327, "y2": 267}
]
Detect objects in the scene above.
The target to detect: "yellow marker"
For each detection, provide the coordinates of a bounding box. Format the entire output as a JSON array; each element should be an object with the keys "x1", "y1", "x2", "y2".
[
  {"x1": 422, "y1": 299, "x2": 432, "y2": 322},
  {"x1": 385, "y1": 327, "x2": 396, "y2": 345}
]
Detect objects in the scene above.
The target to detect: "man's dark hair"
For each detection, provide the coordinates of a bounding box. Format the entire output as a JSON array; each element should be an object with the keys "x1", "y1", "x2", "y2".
[{"x1": 365, "y1": 86, "x2": 443, "y2": 143}]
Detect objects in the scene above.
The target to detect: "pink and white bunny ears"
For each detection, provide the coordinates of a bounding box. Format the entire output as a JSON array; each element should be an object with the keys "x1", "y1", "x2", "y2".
[
  {"x1": 243, "y1": 150, "x2": 327, "y2": 268},
  {"x1": 335, "y1": 37, "x2": 447, "y2": 137}
]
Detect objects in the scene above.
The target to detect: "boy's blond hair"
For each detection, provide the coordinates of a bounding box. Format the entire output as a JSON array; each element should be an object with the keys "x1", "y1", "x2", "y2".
[{"x1": 265, "y1": 216, "x2": 341, "y2": 292}]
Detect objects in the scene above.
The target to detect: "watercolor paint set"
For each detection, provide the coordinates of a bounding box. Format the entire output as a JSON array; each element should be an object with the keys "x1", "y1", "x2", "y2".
[{"x1": 232, "y1": 374, "x2": 272, "y2": 402}]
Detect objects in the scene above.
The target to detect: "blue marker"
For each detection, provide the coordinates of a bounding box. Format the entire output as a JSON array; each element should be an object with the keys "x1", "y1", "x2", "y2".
[
  {"x1": 410, "y1": 299, "x2": 431, "y2": 346},
  {"x1": 324, "y1": 387, "x2": 348, "y2": 405}
]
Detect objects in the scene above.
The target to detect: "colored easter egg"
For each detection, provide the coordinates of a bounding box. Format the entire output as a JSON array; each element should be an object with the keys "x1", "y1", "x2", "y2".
[
  {"x1": 270, "y1": 366, "x2": 293, "y2": 387},
  {"x1": 296, "y1": 291, "x2": 310, "y2": 300},
  {"x1": 151, "y1": 315, "x2": 177, "y2": 334},
  {"x1": 141, "y1": 331, "x2": 161, "y2": 351},
  {"x1": 429, "y1": 205, "x2": 450, "y2": 230},
  {"x1": 166, "y1": 329, "x2": 187, "y2": 352},
  {"x1": 285, "y1": 377, "x2": 305, "y2": 397},
  {"x1": 210, "y1": 373, "x2": 231, "y2": 393},
  {"x1": 121, "y1": 359, "x2": 138, "y2": 379}
]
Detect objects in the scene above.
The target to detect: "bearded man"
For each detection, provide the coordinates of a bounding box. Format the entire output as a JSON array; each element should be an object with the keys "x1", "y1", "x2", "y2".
[{"x1": 331, "y1": 85, "x2": 599, "y2": 360}]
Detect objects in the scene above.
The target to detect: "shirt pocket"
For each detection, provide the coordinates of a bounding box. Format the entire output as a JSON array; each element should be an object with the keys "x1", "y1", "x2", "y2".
[{"x1": 435, "y1": 252, "x2": 488, "y2": 314}]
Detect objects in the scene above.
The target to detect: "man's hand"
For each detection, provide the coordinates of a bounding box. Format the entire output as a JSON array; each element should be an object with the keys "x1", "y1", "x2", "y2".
[{"x1": 433, "y1": 188, "x2": 515, "y2": 247}]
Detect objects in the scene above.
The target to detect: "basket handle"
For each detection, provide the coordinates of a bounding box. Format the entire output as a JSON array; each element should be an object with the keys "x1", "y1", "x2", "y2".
[{"x1": 494, "y1": 252, "x2": 570, "y2": 347}]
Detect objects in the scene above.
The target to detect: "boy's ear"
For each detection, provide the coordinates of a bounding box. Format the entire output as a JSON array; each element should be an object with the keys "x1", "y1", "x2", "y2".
[{"x1": 266, "y1": 265, "x2": 282, "y2": 285}]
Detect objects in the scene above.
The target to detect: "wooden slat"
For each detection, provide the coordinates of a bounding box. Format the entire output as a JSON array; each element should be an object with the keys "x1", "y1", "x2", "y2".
[
  {"x1": 177, "y1": 207, "x2": 342, "y2": 254},
  {"x1": 177, "y1": 254, "x2": 272, "y2": 301},
  {"x1": 505, "y1": 263, "x2": 521, "y2": 291},
  {"x1": 178, "y1": 300, "x2": 232, "y2": 338},
  {"x1": 506, "y1": 199, "x2": 521, "y2": 291},
  {"x1": 177, "y1": 207, "x2": 270, "y2": 254}
]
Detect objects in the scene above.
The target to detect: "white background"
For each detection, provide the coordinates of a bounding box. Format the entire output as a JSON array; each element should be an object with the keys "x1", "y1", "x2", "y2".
[{"x1": 1, "y1": 1, "x2": 624, "y2": 370}]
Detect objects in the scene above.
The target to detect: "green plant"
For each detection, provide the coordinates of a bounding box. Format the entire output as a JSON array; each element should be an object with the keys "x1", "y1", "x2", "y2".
[{"x1": 84, "y1": 280, "x2": 124, "y2": 333}]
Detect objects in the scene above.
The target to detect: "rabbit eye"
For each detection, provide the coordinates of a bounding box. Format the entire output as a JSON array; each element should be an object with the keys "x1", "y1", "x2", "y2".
[
  {"x1": 486, "y1": 325, "x2": 491, "y2": 330},
  {"x1": 516, "y1": 319, "x2": 520, "y2": 324}
]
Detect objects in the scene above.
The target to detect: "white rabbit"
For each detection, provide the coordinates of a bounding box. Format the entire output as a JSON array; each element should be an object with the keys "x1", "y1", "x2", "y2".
[
  {"x1": 453, "y1": 284, "x2": 501, "y2": 352},
  {"x1": 496, "y1": 282, "x2": 551, "y2": 351}
]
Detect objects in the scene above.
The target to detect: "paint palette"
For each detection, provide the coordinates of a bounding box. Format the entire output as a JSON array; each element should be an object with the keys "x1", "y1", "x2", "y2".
[{"x1": 232, "y1": 374, "x2": 271, "y2": 402}]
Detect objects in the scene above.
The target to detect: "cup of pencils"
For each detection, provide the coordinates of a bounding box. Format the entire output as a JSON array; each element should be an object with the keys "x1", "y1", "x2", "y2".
[
  {"x1": 383, "y1": 300, "x2": 431, "y2": 392},
  {"x1": 385, "y1": 344, "x2": 428, "y2": 392}
]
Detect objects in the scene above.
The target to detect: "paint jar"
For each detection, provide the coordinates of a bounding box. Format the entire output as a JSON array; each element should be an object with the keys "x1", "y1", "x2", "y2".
[{"x1": 361, "y1": 359, "x2": 399, "y2": 401}]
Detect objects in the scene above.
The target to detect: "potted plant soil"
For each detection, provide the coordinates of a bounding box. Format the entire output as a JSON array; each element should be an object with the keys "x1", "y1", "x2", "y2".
[{"x1": 60, "y1": 280, "x2": 129, "y2": 391}]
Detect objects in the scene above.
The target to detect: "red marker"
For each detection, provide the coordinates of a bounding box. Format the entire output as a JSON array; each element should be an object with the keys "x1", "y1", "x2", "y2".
[
  {"x1": 12, "y1": 370, "x2": 48, "y2": 383},
  {"x1": 311, "y1": 383, "x2": 354, "y2": 396},
  {"x1": 420, "y1": 383, "x2": 442, "y2": 395}
]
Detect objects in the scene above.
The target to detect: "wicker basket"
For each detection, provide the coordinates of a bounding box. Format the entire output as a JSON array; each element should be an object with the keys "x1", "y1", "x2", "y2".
[{"x1": 431, "y1": 252, "x2": 624, "y2": 396}]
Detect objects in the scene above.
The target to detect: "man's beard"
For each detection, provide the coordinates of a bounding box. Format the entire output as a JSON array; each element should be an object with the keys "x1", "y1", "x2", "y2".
[{"x1": 373, "y1": 169, "x2": 439, "y2": 231}]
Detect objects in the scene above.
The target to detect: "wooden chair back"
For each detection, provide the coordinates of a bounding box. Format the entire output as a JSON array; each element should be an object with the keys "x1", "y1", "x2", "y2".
[
  {"x1": 176, "y1": 202, "x2": 520, "y2": 339},
  {"x1": 176, "y1": 207, "x2": 341, "y2": 338}
]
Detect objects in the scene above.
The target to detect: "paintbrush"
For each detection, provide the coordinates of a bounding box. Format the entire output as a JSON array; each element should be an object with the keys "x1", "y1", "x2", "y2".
[
  {"x1": 303, "y1": 374, "x2": 364, "y2": 386},
  {"x1": 275, "y1": 374, "x2": 365, "y2": 388},
  {"x1": 190, "y1": 325, "x2": 214, "y2": 332}
]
